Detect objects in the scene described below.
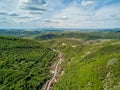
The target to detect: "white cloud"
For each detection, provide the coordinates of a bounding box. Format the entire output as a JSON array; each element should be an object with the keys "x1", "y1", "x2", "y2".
[
  {"x1": 95, "y1": 4, "x2": 120, "y2": 19},
  {"x1": 81, "y1": 0, "x2": 95, "y2": 6},
  {"x1": 41, "y1": 3, "x2": 120, "y2": 28},
  {"x1": 0, "y1": 0, "x2": 120, "y2": 28}
]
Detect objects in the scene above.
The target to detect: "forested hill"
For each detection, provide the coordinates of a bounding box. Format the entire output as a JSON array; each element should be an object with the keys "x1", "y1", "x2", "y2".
[
  {"x1": 0, "y1": 36, "x2": 56, "y2": 90},
  {"x1": 35, "y1": 31, "x2": 120, "y2": 40},
  {"x1": 45, "y1": 38, "x2": 120, "y2": 90}
]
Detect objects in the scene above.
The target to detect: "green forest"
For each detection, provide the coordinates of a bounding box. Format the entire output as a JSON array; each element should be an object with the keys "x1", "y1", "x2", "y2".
[
  {"x1": 0, "y1": 36, "x2": 56, "y2": 90},
  {"x1": 0, "y1": 30, "x2": 120, "y2": 90}
]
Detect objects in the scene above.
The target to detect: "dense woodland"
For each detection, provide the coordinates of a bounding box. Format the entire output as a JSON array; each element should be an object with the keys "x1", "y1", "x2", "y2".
[{"x1": 0, "y1": 36, "x2": 56, "y2": 90}]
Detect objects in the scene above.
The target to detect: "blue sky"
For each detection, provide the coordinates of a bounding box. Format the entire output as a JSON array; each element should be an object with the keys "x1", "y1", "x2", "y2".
[{"x1": 0, "y1": 0, "x2": 120, "y2": 29}]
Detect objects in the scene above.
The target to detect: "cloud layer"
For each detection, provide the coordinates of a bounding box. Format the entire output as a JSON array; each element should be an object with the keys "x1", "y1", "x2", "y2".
[{"x1": 0, "y1": 0, "x2": 120, "y2": 28}]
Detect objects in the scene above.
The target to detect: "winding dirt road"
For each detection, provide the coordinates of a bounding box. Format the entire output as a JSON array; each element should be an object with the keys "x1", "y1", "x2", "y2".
[{"x1": 46, "y1": 49, "x2": 63, "y2": 90}]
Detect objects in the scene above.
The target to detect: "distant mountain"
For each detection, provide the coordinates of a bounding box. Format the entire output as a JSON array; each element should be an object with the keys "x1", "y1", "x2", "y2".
[
  {"x1": 34, "y1": 31, "x2": 120, "y2": 40},
  {"x1": 0, "y1": 29, "x2": 41, "y2": 37},
  {"x1": 0, "y1": 28, "x2": 120, "y2": 38}
]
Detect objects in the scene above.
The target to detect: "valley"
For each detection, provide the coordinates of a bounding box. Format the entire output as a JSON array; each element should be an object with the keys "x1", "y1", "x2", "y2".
[
  {"x1": 0, "y1": 0, "x2": 120, "y2": 90},
  {"x1": 0, "y1": 30, "x2": 120, "y2": 90}
]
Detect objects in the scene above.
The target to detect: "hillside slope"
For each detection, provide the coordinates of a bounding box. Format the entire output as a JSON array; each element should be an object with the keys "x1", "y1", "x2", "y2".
[
  {"x1": 0, "y1": 36, "x2": 56, "y2": 90},
  {"x1": 42, "y1": 38, "x2": 120, "y2": 90}
]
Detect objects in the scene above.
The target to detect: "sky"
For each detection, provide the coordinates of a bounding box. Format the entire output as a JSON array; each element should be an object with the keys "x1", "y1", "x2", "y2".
[{"x1": 0, "y1": 0, "x2": 120, "y2": 29}]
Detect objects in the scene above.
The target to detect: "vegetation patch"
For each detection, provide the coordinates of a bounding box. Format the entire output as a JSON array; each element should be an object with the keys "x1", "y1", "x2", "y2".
[{"x1": 0, "y1": 36, "x2": 56, "y2": 90}]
